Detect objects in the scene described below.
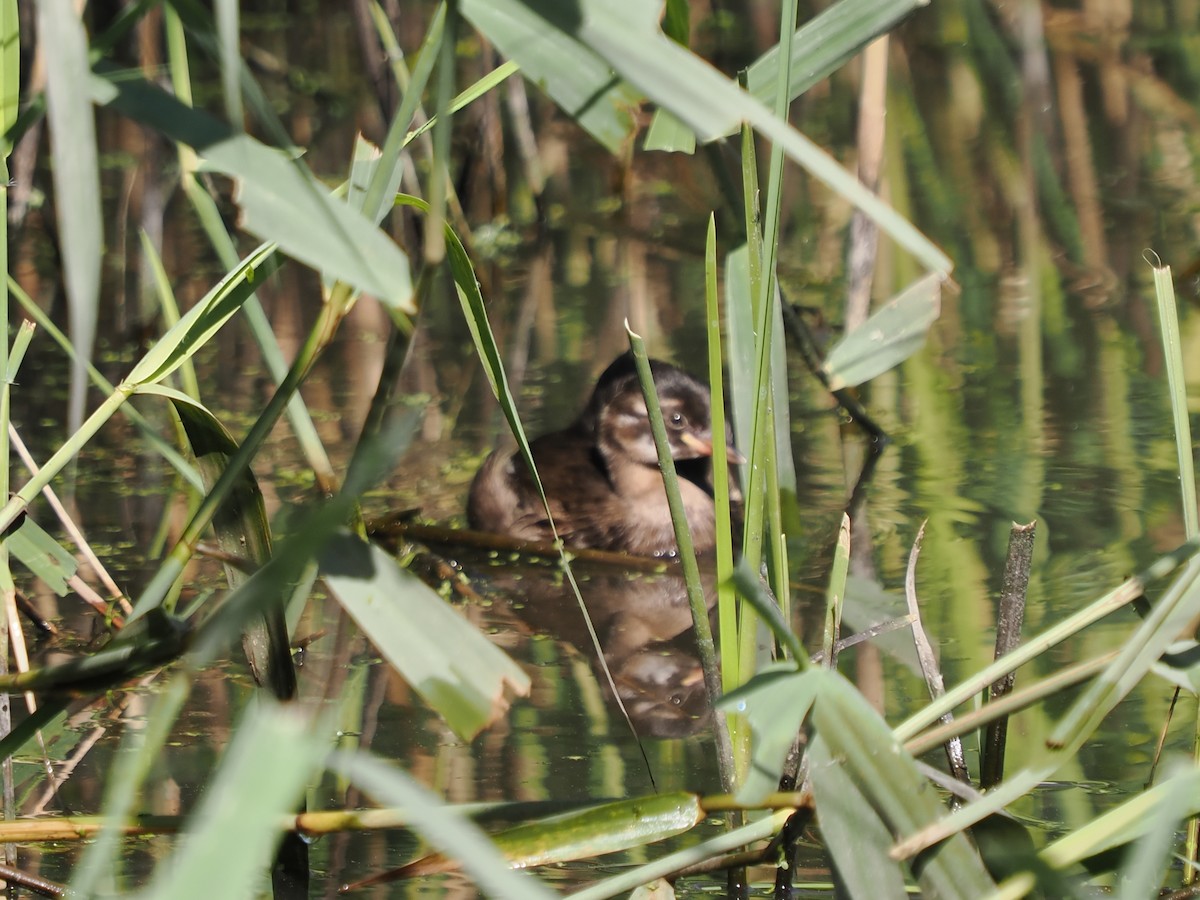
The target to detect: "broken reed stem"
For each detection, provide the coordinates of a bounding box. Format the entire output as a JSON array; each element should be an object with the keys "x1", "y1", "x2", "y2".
[
  {"x1": 905, "y1": 520, "x2": 970, "y2": 783},
  {"x1": 981, "y1": 520, "x2": 1036, "y2": 790}
]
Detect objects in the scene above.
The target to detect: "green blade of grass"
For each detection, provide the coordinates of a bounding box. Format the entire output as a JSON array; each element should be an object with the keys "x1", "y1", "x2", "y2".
[
  {"x1": 567, "y1": 808, "x2": 796, "y2": 900},
  {"x1": 706, "y1": 217, "x2": 740, "y2": 694},
  {"x1": 362, "y1": 1, "x2": 444, "y2": 224},
  {"x1": 348, "y1": 792, "x2": 704, "y2": 888},
  {"x1": 627, "y1": 328, "x2": 734, "y2": 788}
]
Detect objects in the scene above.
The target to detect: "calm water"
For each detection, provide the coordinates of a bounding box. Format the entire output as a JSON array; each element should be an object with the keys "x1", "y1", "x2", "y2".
[{"x1": 8, "y1": 1, "x2": 1200, "y2": 895}]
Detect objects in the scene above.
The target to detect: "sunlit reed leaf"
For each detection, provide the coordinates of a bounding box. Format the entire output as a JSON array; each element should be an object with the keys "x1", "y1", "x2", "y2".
[
  {"x1": 161, "y1": 387, "x2": 295, "y2": 699},
  {"x1": 331, "y1": 750, "x2": 559, "y2": 900},
  {"x1": 809, "y1": 734, "x2": 909, "y2": 900},
  {"x1": 38, "y1": 0, "x2": 101, "y2": 436},
  {"x1": 813, "y1": 672, "x2": 997, "y2": 896},
  {"x1": 1114, "y1": 764, "x2": 1193, "y2": 900},
  {"x1": 718, "y1": 664, "x2": 821, "y2": 805},
  {"x1": 346, "y1": 792, "x2": 704, "y2": 888},
  {"x1": 320, "y1": 532, "x2": 530, "y2": 740},
  {"x1": 139, "y1": 230, "x2": 200, "y2": 400},
  {"x1": 403, "y1": 60, "x2": 520, "y2": 148},
  {"x1": 1150, "y1": 258, "x2": 1198, "y2": 539},
  {"x1": 89, "y1": 68, "x2": 414, "y2": 311},
  {"x1": 127, "y1": 242, "x2": 281, "y2": 388},
  {"x1": 460, "y1": 0, "x2": 641, "y2": 154},
  {"x1": 7, "y1": 518, "x2": 77, "y2": 596},
  {"x1": 821, "y1": 272, "x2": 943, "y2": 390},
  {"x1": 644, "y1": 109, "x2": 696, "y2": 153},
  {"x1": 129, "y1": 700, "x2": 327, "y2": 900},
  {"x1": 0, "y1": 0, "x2": 16, "y2": 152},
  {"x1": 745, "y1": 0, "x2": 923, "y2": 106}
]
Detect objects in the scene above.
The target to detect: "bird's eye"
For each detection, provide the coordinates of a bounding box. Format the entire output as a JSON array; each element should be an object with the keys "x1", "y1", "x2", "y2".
[{"x1": 668, "y1": 412, "x2": 685, "y2": 429}]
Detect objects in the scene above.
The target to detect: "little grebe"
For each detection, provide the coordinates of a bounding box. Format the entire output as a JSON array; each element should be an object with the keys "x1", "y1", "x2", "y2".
[{"x1": 467, "y1": 353, "x2": 742, "y2": 556}]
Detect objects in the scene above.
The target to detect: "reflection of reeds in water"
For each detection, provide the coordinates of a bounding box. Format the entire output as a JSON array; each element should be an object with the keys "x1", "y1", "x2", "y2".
[{"x1": 470, "y1": 557, "x2": 718, "y2": 740}]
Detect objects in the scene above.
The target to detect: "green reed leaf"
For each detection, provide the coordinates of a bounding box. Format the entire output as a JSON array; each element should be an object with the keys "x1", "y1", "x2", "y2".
[
  {"x1": 321, "y1": 532, "x2": 530, "y2": 740},
  {"x1": 39, "y1": 0, "x2": 101, "y2": 433},
  {"x1": 822, "y1": 272, "x2": 943, "y2": 390}
]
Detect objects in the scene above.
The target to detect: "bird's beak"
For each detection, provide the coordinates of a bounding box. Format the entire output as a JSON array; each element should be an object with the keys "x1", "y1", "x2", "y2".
[
  {"x1": 680, "y1": 431, "x2": 746, "y2": 464},
  {"x1": 678, "y1": 432, "x2": 714, "y2": 457}
]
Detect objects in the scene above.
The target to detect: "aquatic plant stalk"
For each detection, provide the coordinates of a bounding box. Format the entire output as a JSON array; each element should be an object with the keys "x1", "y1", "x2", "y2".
[
  {"x1": 981, "y1": 520, "x2": 1036, "y2": 789},
  {"x1": 895, "y1": 538, "x2": 1200, "y2": 742},
  {"x1": 627, "y1": 328, "x2": 734, "y2": 790},
  {"x1": 893, "y1": 551, "x2": 1200, "y2": 860}
]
